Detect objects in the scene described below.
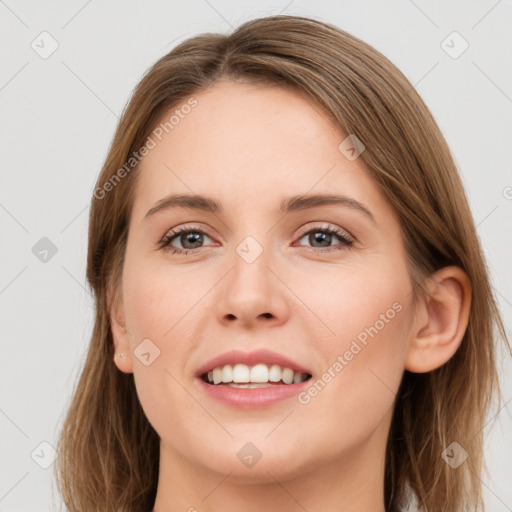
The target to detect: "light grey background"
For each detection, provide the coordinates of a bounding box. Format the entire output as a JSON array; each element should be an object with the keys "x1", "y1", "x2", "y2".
[{"x1": 1, "y1": 1, "x2": 511, "y2": 511}]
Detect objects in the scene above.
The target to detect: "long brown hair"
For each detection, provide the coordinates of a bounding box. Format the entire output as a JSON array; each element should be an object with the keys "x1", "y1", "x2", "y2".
[{"x1": 54, "y1": 14, "x2": 510, "y2": 512}]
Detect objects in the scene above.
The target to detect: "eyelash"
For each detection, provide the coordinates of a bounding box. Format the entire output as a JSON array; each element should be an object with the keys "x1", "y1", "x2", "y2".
[{"x1": 158, "y1": 223, "x2": 354, "y2": 255}]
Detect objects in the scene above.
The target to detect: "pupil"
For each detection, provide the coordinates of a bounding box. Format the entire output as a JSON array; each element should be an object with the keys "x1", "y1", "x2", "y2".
[
  {"x1": 311, "y1": 232, "x2": 330, "y2": 247},
  {"x1": 183, "y1": 232, "x2": 202, "y2": 249}
]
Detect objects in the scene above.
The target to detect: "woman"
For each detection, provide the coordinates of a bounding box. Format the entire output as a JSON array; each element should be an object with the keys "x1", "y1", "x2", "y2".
[{"x1": 54, "y1": 14, "x2": 510, "y2": 512}]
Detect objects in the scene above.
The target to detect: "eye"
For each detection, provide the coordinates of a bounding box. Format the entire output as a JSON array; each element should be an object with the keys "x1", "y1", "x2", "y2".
[
  {"x1": 158, "y1": 225, "x2": 214, "y2": 255},
  {"x1": 294, "y1": 224, "x2": 354, "y2": 253}
]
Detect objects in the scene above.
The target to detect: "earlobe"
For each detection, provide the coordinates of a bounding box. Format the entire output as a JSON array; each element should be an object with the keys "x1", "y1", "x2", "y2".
[
  {"x1": 405, "y1": 266, "x2": 471, "y2": 373},
  {"x1": 108, "y1": 281, "x2": 134, "y2": 374}
]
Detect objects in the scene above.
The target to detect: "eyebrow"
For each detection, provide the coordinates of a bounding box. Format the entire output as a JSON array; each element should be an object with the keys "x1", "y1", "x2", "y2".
[{"x1": 143, "y1": 193, "x2": 376, "y2": 225}]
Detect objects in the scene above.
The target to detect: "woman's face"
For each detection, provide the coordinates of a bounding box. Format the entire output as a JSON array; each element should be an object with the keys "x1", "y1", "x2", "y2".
[{"x1": 113, "y1": 80, "x2": 418, "y2": 482}]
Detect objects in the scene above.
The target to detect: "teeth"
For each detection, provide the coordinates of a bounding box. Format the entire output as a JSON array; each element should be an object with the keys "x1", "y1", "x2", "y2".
[
  {"x1": 233, "y1": 363, "x2": 250, "y2": 383},
  {"x1": 250, "y1": 363, "x2": 269, "y2": 383},
  {"x1": 203, "y1": 363, "x2": 309, "y2": 385},
  {"x1": 212, "y1": 368, "x2": 221, "y2": 384},
  {"x1": 282, "y1": 367, "x2": 294, "y2": 384},
  {"x1": 222, "y1": 365, "x2": 233, "y2": 383},
  {"x1": 269, "y1": 364, "x2": 281, "y2": 382}
]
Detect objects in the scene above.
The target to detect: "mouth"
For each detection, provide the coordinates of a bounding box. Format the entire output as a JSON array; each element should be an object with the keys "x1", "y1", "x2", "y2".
[
  {"x1": 200, "y1": 363, "x2": 313, "y2": 388},
  {"x1": 195, "y1": 349, "x2": 314, "y2": 407}
]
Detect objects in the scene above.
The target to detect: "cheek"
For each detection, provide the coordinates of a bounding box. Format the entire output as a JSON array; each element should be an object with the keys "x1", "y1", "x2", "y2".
[
  {"x1": 121, "y1": 254, "x2": 208, "y2": 389},
  {"x1": 296, "y1": 264, "x2": 411, "y2": 430},
  {"x1": 289, "y1": 258, "x2": 408, "y2": 348},
  {"x1": 123, "y1": 256, "x2": 201, "y2": 343},
  {"x1": 122, "y1": 264, "x2": 201, "y2": 436}
]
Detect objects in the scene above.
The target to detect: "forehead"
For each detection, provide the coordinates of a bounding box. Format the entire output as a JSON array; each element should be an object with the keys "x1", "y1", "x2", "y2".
[{"x1": 131, "y1": 80, "x2": 396, "y2": 224}]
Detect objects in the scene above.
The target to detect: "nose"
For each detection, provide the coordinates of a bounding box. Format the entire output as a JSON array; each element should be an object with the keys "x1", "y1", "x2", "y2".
[{"x1": 214, "y1": 250, "x2": 289, "y2": 329}]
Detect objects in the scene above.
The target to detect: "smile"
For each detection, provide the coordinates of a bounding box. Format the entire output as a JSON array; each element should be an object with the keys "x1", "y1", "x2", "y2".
[{"x1": 202, "y1": 363, "x2": 311, "y2": 386}]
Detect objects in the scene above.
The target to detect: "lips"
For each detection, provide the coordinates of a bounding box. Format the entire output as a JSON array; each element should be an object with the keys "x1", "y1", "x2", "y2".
[{"x1": 194, "y1": 349, "x2": 314, "y2": 408}]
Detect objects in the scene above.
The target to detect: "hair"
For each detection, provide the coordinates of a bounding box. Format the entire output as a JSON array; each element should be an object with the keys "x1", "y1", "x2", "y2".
[{"x1": 54, "y1": 14, "x2": 510, "y2": 512}]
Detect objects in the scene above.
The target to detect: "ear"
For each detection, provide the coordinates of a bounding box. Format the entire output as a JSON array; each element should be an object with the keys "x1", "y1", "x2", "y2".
[
  {"x1": 405, "y1": 266, "x2": 471, "y2": 373},
  {"x1": 108, "y1": 279, "x2": 134, "y2": 374}
]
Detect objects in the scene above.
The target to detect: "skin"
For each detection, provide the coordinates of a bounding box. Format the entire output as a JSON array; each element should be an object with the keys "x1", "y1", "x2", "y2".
[{"x1": 110, "y1": 80, "x2": 471, "y2": 512}]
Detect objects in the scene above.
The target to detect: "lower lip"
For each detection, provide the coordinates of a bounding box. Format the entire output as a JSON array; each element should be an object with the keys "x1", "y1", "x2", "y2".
[{"x1": 196, "y1": 377, "x2": 312, "y2": 409}]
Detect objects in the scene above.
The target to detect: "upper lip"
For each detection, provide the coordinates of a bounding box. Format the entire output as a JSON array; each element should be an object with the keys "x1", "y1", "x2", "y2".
[{"x1": 195, "y1": 349, "x2": 312, "y2": 377}]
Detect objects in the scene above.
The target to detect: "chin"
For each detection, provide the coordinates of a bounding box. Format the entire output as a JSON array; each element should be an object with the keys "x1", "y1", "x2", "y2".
[{"x1": 191, "y1": 440, "x2": 308, "y2": 483}]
